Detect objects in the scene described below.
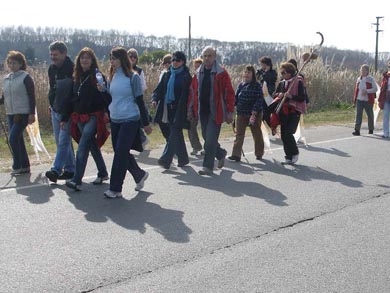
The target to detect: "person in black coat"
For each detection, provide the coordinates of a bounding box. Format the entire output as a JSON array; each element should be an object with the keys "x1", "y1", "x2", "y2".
[
  {"x1": 256, "y1": 56, "x2": 277, "y2": 128},
  {"x1": 152, "y1": 51, "x2": 192, "y2": 169}
]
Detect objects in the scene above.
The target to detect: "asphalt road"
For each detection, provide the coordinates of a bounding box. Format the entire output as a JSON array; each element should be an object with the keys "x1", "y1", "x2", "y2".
[{"x1": 1, "y1": 124, "x2": 389, "y2": 292}]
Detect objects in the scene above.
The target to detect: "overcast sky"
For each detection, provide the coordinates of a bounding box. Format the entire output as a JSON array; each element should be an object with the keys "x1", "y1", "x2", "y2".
[{"x1": 2, "y1": 0, "x2": 389, "y2": 53}]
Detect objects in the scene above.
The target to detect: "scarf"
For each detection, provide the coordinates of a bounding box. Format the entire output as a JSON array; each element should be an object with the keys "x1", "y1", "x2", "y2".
[{"x1": 165, "y1": 65, "x2": 184, "y2": 104}]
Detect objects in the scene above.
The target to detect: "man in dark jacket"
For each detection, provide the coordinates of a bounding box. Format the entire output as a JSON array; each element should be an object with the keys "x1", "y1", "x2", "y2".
[{"x1": 45, "y1": 41, "x2": 75, "y2": 183}]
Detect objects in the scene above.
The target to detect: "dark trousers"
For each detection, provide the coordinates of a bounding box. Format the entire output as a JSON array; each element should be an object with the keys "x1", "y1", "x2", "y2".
[
  {"x1": 7, "y1": 114, "x2": 30, "y2": 170},
  {"x1": 187, "y1": 118, "x2": 202, "y2": 151},
  {"x1": 110, "y1": 120, "x2": 145, "y2": 192},
  {"x1": 354, "y1": 100, "x2": 374, "y2": 132},
  {"x1": 159, "y1": 122, "x2": 171, "y2": 143},
  {"x1": 160, "y1": 124, "x2": 189, "y2": 166},
  {"x1": 280, "y1": 111, "x2": 300, "y2": 160},
  {"x1": 200, "y1": 111, "x2": 226, "y2": 170}
]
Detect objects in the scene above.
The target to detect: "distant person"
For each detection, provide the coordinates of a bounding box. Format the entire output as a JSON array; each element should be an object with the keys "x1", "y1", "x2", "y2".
[
  {"x1": 104, "y1": 47, "x2": 152, "y2": 198},
  {"x1": 352, "y1": 64, "x2": 378, "y2": 136},
  {"x1": 272, "y1": 62, "x2": 306, "y2": 164},
  {"x1": 152, "y1": 53, "x2": 172, "y2": 142},
  {"x1": 188, "y1": 58, "x2": 203, "y2": 156},
  {"x1": 128, "y1": 48, "x2": 149, "y2": 148},
  {"x1": 45, "y1": 41, "x2": 75, "y2": 183},
  {"x1": 256, "y1": 56, "x2": 277, "y2": 127},
  {"x1": 378, "y1": 59, "x2": 390, "y2": 138},
  {"x1": 0, "y1": 51, "x2": 35, "y2": 175},
  {"x1": 65, "y1": 47, "x2": 111, "y2": 191},
  {"x1": 153, "y1": 51, "x2": 192, "y2": 169},
  {"x1": 228, "y1": 65, "x2": 264, "y2": 162},
  {"x1": 190, "y1": 46, "x2": 235, "y2": 175}
]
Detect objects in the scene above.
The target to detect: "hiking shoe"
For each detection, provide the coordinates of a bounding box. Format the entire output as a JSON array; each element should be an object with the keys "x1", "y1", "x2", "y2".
[
  {"x1": 190, "y1": 149, "x2": 202, "y2": 155},
  {"x1": 92, "y1": 176, "x2": 109, "y2": 185},
  {"x1": 368, "y1": 130, "x2": 373, "y2": 134},
  {"x1": 58, "y1": 171, "x2": 74, "y2": 180},
  {"x1": 135, "y1": 171, "x2": 149, "y2": 191},
  {"x1": 158, "y1": 159, "x2": 170, "y2": 169},
  {"x1": 256, "y1": 156, "x2": 263, "y2": 161},
  {"x1": 200, "y1": 150, "x2": 205, "y2": 155},
  {"x1": 198, "y1": 167, "x2": 213, "y2": 176},
  {"x1": 177, "y1": 159, "x2": 190, "y2": 167},
  {"x1": 104, "y1": 190, "x2": 123, "y2": 198},
  {"x1": 291, "y1": 154, "x2": 299, "y2": 164},
  {"x1": 217, "y1": 151, "x2": 227, "y2": 169},
  {"x1": 65, "y1": 180, "x2": 82, "y2": 191},
  {"x1": 227, "y1": 155, "x2": 241, "y2": 162},
  {"x1": 11, "y1": 167, "x2": 30, "y2": 175},
  {"x1": 352, "y1": 130, "x2": 360, "y2": 136},
  {"x1": 45, "y1": 170, "x2": 59, "y2": 183}
]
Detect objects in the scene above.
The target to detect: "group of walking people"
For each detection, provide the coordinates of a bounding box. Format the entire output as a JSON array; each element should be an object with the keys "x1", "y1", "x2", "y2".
[{"x1": 2, "y1": 40, "x2": 390, "y2": 197}]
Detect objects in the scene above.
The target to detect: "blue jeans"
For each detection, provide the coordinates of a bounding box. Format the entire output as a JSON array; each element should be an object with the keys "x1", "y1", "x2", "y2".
[
  {"x1": 110, "y1": 120, "x2": 145, "y2": 192},
  {"x1": 383, "y1": 101, "x2": 390, "y2": 137},
  {"x1": 7, "y1": 114, "x2": 30, "y2": 170},
  {"x1": 200, "y1": 112, "x2": 226, "y2": 170},
  {"x1": 51, "y1": 110, "x2": 75, "y2": 175},
  {"x1": 73, "y1": 116, "x2": 108, "y2": 185},
  {"x1": 160, "y1": 125, "x2": 189, "y2": 166}
]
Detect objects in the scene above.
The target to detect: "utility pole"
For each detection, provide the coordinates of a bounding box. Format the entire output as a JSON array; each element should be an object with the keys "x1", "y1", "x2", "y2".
[
  {"x1": 188, "y1": 16, "x2": 192, "y2": 61},
  {"x1": 372, "y1": 16, "x2": 384, "y2": 72}
]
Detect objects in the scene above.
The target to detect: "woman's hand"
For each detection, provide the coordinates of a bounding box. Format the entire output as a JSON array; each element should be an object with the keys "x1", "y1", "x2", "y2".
[
  {"x1": 28, "y1": 114, "x2": 35, "y2": 125},
  {"x1": 144, "y1": 125, "x2": 152, "y2": 135}
]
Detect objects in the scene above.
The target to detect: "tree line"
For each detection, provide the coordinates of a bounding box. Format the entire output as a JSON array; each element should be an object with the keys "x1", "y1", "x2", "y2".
[{"x1": 0, "y1": 26, "x2": 389, "y2": 71}]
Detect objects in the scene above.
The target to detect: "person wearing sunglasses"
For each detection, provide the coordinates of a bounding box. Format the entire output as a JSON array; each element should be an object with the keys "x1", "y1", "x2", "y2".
[
  {"x1": 272, "y1": 62, "x2": 306, "y2": 164},
  {"x1": 189, "y1": 46, "x2": 235, "y2": 175},
  {"x1": 153, "y1": 51, "x2": 192, "y2": 169}
]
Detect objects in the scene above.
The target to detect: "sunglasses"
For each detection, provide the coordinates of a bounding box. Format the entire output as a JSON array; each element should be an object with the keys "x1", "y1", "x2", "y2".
[
  {"x1": 129, "y1": 55, "x2": 137, "y2": 59},
  {"x1": 172, "y1": 58, "x2": 182, "y2": 62},
  {"x1": 163, "y1": 61, "x2": 172, "y2": 65}
]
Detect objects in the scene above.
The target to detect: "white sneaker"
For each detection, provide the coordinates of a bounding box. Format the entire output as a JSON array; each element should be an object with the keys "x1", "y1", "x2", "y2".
[
  {"x1": 135, "y1": 171, "x2": 149, "y2": 191},
  {"x1": 104, "y1": 190, "x2": 123, "y2": 198},
  {"x1": 291, "y1": 154, "x2": 299, "y2": 164}
]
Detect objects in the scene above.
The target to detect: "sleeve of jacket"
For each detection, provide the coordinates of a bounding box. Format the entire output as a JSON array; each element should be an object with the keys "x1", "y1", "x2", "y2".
[
  {"x1": 133, "y1": 74, "x2": 150, "y2": 127},
  {"x1": 252, "y1": 83, "x2": 264, "y2": 113},
  {"x1": 24, "y1": 74, "x2": 36, "y2": 114},
  {"x1": 188, "y1": 75, "x2": 199, "y2": 119},
  {"x1": 222, "y1": 70, "x2": 235, "y2": 113},
  {"x1": 152, "y1": 72, "x2": 167, "y2": 103},
  {"x1": 291, "y1": 80, "x2": 306, "y2": 102}
]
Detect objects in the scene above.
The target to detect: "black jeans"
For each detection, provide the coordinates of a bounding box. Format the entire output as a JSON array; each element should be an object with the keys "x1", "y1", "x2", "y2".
[{"x1": 280, "y1": 111, "x2": 300, "y2": 160}]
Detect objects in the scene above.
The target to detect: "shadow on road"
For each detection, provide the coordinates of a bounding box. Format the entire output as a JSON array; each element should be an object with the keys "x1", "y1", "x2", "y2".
[
  {"x1": 66, "y1": 189, "x2": 192, "y2": 243},
  {"x1": 13, "y1": 173, "x2": 55, "y2": 204},
  {"x1": 305, "y1": 145, "x2": 351, "y2": 157},
  {"x1": 253, "y1": 159, "x2": 363, "y2": 188},
  {"x1": 172, "y1": 166, "x2": 288, "y2": 206}
]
